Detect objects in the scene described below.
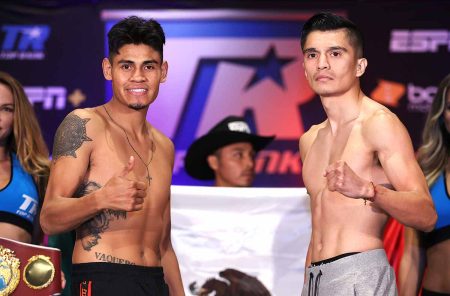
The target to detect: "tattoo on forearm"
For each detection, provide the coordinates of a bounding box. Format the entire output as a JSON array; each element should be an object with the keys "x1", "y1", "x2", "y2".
[
  {"x1": 52, "y1": 113, "x2": 92, "y2": 160},
  {"x1": 75, "y1": 180, "x2": 127, "y2": 251},
  {"x1": 95, "y1": 252, "x2": 135, "y2": 265}
]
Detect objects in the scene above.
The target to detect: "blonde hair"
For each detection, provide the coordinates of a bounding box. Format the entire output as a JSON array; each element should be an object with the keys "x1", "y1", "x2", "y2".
[
  {"x1": 417, "y1": 73, "x2": 450, "y2": 186},
  {"x1": 0, "y1": 71, "x2": 50, "y2": 200}
]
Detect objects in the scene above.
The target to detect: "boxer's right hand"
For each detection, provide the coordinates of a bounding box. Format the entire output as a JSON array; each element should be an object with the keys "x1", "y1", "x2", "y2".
[{"x1": 99, "y1": 156, "x2": 148, "y2": 211}]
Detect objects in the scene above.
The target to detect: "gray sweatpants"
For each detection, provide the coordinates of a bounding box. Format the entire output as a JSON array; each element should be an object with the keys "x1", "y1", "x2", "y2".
[{"x1": 301, "y1": 249, "x2": 397, "y2": 296}]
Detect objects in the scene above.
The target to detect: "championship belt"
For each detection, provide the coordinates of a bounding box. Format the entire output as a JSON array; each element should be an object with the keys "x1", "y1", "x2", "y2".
[{"x1": 0, "y1": 237, "x2": 62, "y2": 296}]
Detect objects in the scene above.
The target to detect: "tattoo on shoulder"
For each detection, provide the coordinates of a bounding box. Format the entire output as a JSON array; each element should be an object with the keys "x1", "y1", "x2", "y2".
[
  {"x1": 94, "y1": 252, "x2": 135, "y2": 265},
  {"x1": 52, "y1": 113, "x2": 92, "y2": 161},
  {"x1": 78, "y1": 209, "x2": 127, "y2": 251}
]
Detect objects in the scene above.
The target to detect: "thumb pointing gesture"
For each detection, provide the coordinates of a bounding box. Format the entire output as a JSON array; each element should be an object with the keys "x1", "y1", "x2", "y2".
[{"x1": 119, "y1": 156, "x2": 135, "y2": 178}]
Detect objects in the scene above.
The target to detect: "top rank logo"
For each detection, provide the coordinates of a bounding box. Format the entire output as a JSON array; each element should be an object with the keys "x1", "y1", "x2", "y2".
[{"x1": 0, "y1": 25, "x2": 51, "y2": 60}]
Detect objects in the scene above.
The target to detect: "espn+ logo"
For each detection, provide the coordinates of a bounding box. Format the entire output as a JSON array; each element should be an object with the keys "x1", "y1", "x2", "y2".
[{"x1": 390, "y1": 29, "x2": 450, "y2": 53}]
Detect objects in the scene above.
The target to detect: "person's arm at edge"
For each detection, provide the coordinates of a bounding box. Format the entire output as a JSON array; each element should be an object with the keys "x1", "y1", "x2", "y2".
[
  {"x1": 40, "y1": 109, "x2": 103, "y2": 235},
  {"x1": 160, "y1": 198, "x2": 184, "y2": 295},
  {"x1": 398, "y1": 227, "x2": 426, "y2": 296},
  {"x1": 303, "y1": 238, "x2": 312, "y2": 284},
  {"x1": 299, "y1": 131, "x2": 314, "y2": 283},
  {"x1": 160, "y1": 140, "x2": 184, "y2": 295},
  {"x1": 363, "y1": 110, "x2": 437, "y2": 232}
]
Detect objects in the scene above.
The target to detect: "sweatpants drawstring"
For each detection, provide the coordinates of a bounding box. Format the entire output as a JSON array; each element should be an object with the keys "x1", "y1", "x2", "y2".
[
  {"x1": 308, "y1": 272, "x2": 314, "y2": 296},
  {"x1": 308, "y1": 270, "x2": 323, "y2": 296},
  {"x1": 314, "y1": 270, "x2": 322, "y2": 296}
]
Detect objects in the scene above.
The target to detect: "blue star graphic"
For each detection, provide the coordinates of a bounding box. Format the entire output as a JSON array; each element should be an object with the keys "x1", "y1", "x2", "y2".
[
  {"x1": 174, "y1": 48, "x2": 296, "y2": 147},
  {"x1": 232, "y1": 46, "x2": 295, "y2": 90}
]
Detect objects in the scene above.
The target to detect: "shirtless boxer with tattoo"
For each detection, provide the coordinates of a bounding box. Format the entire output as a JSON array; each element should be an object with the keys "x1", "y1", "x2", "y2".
[{"x1": 40, "y1": 16, "x2": 184, "y2": 296}]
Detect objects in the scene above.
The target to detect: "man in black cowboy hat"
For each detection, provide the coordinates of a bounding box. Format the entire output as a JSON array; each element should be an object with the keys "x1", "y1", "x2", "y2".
[{"x1": 184, "y1": 115, "x2": 274, "y2": 187}]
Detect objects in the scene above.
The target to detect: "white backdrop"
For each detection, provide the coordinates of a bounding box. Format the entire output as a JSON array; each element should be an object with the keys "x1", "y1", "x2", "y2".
[{"x1": 171, "y1": 186, "x2": 311, "y2": 295}]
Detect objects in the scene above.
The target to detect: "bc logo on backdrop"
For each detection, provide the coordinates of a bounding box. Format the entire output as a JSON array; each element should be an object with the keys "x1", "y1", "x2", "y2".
[{"x1": 102, "y1": 10, "x2": 321, "y2": 187}]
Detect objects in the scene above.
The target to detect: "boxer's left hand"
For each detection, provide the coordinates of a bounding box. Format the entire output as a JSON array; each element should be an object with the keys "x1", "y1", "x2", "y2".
[{"x1": 324, "y1": 160, "x2": 374, "y2": 199}]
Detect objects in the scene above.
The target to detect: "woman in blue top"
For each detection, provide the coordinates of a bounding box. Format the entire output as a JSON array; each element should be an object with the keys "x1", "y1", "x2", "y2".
[
  {"x1": 400, "y1": 73, "x2": 450, "y2": 296},
  {"x1": 0, "y1": 71, "x2": 50, "y2": 244}
]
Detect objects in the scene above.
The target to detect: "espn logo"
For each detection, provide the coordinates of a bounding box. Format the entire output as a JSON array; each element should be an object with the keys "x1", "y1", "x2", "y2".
[
  {"x1": 25, "y1": 87, "x2": 66, "y2": 110},
  {"x1": 390, "y1": 30, "x2": 450, "y2": 53}
]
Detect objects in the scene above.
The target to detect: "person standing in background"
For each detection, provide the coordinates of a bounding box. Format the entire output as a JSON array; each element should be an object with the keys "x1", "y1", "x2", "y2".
[
  {"x1": 184, "y1": 115, "x2": 274, "y2": 296},
  {"x1": 184, "y1": 115, "x2": 274, "y2": 187},
  {"x1": 0, "y1": 71, "x2": 50, "y2": 244},
  {"x1": 399, "y1": 74, "x2": 450, "y2": 296}
]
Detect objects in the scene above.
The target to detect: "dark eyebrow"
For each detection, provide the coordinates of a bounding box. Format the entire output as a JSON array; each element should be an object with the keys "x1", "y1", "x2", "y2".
[
  {"x1": 143, "y1": 59, "x2": 159, "y2": 65},
  {"x1": 117, "y1": 59, "x2": 134, "y2": 64},
  {"x1": 117, "y1": 59, "x2": 160, "y2": 65},
  {"x1": 303, "y1": 46, "x2": 348, "y2": 54},
  {"x1": 303, "y1": 48, "x2": 318, "y2": 54},
  {"x1": 328, "y1": 46, "x2": 348, "y2": 52}
]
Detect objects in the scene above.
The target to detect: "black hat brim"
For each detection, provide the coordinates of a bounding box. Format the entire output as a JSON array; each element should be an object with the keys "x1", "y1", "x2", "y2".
[{"x1": 184, "y1": 131, "x2": 275, "y2": 180}]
